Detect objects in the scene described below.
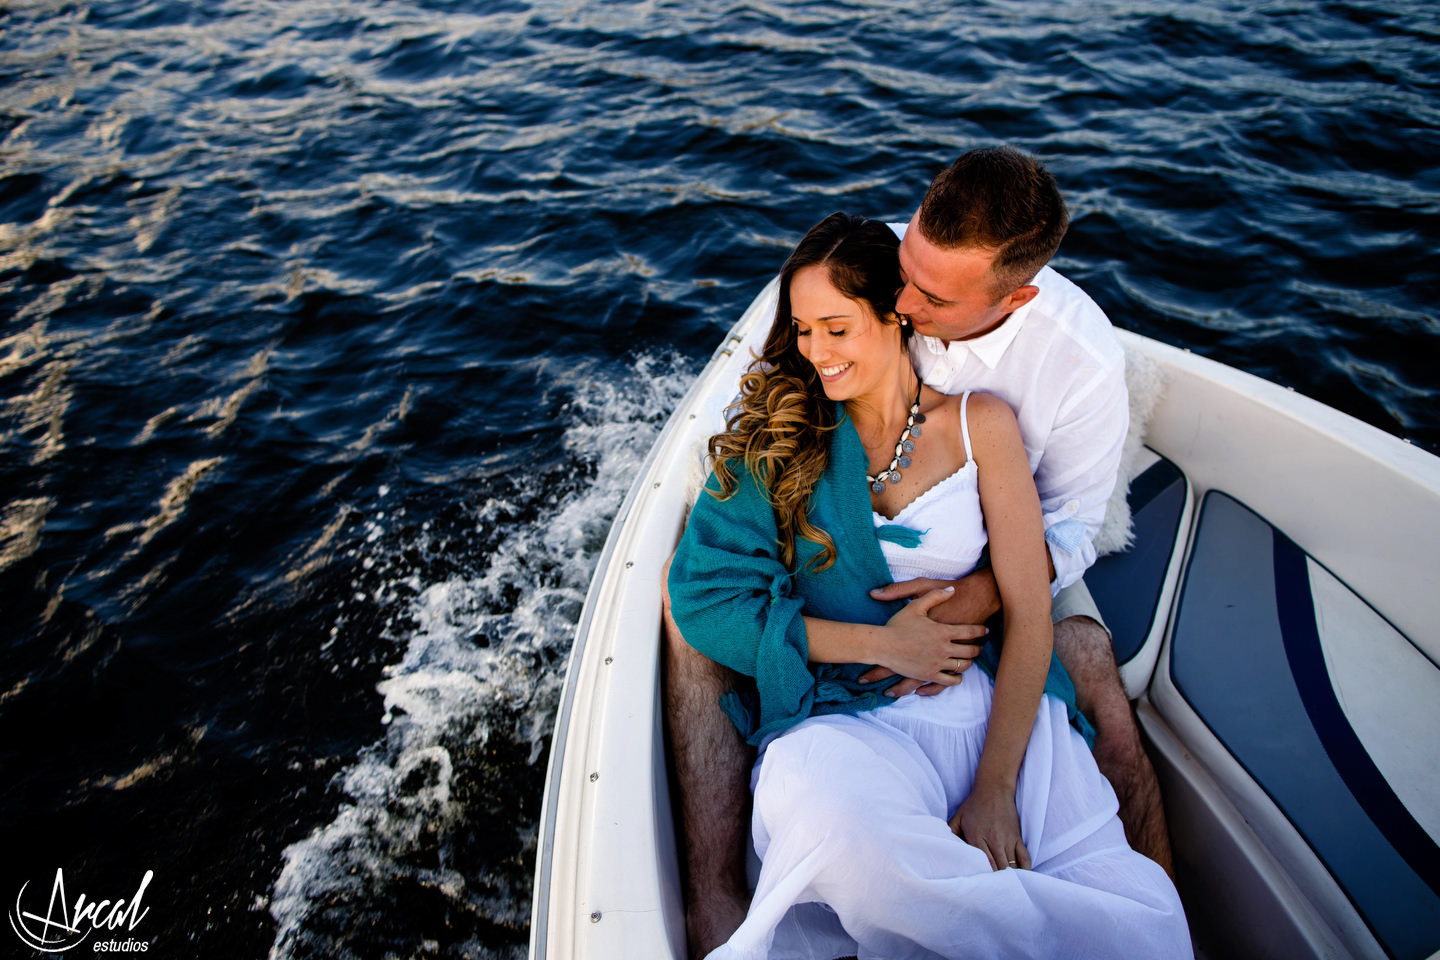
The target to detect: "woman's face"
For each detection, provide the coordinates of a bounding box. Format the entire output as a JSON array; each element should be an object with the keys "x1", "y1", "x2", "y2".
[{"x1": 789, "y1": 264, "x2": 904, "y2": 403}]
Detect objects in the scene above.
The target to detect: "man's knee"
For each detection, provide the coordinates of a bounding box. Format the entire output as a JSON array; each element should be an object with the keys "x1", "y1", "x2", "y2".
[
  {"x1": 662, "y1": 550, "x2": 741, "y2": 716},
  {"x1": 1053, "y1": 614, "x2": 1132, "y2": 726},
  {"x1": 662, "y1": 552, "x2": 676, "y2": 616},
  {"x1": 663, "y1": 552, "x2": 702, "y2": 661},
  {"x1": 1053, "y1": 614, "x2": 1118, "y2": 675}
]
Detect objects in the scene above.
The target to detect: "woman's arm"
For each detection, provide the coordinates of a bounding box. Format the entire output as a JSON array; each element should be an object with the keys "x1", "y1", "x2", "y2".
[
  {"x1": 949, "y1": 393, "x2": 1053, "y2": 871},
  {"x1": 804, "y1": 591, "x2": 988, "y2": 687}
]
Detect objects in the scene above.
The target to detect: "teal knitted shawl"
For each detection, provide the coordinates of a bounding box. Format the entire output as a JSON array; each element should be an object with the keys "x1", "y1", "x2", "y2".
[{"x1": 668, "y1": 404, "x2": 1093, "y2": 747}]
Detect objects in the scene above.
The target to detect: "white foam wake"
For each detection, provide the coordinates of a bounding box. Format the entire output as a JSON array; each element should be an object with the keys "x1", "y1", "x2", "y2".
[{"x1": 266, "y1": 351, "x2": 695, "y2": 959}]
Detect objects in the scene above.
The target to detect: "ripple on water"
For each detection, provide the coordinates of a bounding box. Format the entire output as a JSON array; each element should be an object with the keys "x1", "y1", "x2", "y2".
[{"x1": 1, "y1": 1, "x2": 1437, "y2": 956}]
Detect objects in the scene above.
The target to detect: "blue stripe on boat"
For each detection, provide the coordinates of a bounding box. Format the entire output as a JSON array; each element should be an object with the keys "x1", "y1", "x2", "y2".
[
  {"x1": 1273, "y1": 533, "x2": 1440, "y2": 901},
  {"x1": 1173, "y1": 491, "x2": 1440, "y2": 959}
]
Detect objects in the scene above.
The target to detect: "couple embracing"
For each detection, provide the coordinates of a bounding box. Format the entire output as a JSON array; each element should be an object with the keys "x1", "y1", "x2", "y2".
[{"x1": 663, "y1": 147, "x2": 1192, "y2": 959}]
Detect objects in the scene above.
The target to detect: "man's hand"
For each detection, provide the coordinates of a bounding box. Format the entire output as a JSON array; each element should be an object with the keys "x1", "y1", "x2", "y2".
[
  {"x1": 873, "y1": 586, "x2": 989, "y2": 686},
  {"x1": 860, "y1": 569, "x2": 1001, "y2": 696},
  {"x1": 860, "y1": 669, "x2": 948, "y2": 699},
  {"x1": 869, "y1": 567, "x2": 1001, "y2": 625}
]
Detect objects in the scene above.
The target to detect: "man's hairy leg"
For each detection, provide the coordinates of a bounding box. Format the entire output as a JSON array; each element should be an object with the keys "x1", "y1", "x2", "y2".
[
  {"x1": 662, "y1": 559, "x2": 752, "y2": 959},
  {"x1": 1052, "y1": 614, "x2": 1174, "y2": 877}
]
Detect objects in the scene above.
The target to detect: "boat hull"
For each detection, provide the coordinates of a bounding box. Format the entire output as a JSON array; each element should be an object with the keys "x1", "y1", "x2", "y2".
[{"x1": 530, "y1": 281, "x2": 1440, "y2": 960}]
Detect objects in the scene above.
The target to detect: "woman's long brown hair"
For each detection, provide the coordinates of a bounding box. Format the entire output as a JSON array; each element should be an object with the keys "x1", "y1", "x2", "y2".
[{"x1": 708, "y1": 213, "x2": 907, "y2": 571}]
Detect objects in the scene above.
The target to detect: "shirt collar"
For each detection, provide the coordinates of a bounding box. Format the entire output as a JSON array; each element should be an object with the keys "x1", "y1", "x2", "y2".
[{"x1": 915, "y1": 293, "x2": 1036, "y2": 369}]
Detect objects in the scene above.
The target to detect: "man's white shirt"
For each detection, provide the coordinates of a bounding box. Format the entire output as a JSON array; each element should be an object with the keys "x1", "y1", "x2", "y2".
[{"x1": 909, "y1": 264, "x2": 1128, "y2": 594}]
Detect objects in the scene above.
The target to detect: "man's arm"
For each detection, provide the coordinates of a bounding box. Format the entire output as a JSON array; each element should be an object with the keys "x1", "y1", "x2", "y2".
[
  {"x1": 859, "y1": 539, "x2": 1058, "y2": 695},
  {"x1": 868, "y1": 538, "x2": 1059, "y2": 622},
  {"x1": 1034, "y1": 359, "x2": 1129, "y2": 592}
]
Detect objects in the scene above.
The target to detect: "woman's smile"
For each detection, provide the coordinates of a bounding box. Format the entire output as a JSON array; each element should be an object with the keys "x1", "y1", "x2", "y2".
[{"x1": 789, "y1": 264, "x2": 907, "y2": 402}]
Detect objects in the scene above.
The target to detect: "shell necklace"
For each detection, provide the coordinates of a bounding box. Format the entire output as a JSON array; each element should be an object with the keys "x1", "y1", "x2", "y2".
[{"x1": 865, "y1": 380, "x2": 925, "y2": 495}]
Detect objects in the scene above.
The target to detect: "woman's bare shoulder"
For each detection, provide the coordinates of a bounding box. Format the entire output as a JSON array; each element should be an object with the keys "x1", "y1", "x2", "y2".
[
  {"x1": 962, "y1": 392, "x2": 1022, "y2": 452},
  {"x1": 962, "y1": 391, "x2": 1017, "y2": 423}
]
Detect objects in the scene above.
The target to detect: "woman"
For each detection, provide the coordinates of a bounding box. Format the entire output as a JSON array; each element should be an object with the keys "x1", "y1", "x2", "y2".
[{"x1": 668, "y1": 213, "x2": 1189, "y2": 959}]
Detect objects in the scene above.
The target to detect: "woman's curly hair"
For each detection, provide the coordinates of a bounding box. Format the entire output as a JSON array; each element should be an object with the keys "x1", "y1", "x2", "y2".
[{"x1": 708, "y1": 213, "x2": 907, "y2": 571}]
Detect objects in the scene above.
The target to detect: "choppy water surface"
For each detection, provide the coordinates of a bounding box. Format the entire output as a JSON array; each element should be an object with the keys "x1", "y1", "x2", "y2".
[{"x1": 2, "y1": 0, "x2": 1436, "y2": 956}]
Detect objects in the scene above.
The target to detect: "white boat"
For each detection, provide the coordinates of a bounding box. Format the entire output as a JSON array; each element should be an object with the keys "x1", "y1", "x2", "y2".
[{"x1": 529, "y1": 273, "x2": 1440, "y2": 960}]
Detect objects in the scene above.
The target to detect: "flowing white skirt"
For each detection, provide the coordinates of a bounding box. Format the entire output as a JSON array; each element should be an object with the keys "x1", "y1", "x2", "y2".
[{"x1": 706, "y1": 673, "x2": 1190, "y2": 960}]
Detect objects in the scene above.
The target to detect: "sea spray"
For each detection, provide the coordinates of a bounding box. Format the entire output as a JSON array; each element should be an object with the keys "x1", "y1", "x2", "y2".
[{"x1": 267, "y1": 351, "x2": 694, "y2": 959}]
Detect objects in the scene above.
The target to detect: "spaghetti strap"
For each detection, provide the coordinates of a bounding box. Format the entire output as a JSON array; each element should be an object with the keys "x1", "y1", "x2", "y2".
[{"x1": 959, "y1": 391, "x2": 974, "y2": 463}]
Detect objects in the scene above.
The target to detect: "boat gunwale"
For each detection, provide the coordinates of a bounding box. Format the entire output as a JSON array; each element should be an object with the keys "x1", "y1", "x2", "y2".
[{"x1": 529, "y1": 279, "x2": 780, "y2": 959}]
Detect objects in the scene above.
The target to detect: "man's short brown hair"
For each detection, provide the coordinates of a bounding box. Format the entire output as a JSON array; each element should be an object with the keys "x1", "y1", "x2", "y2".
[{"x1": 916, "y1": 147, "x2": 1069, "y2": 300}]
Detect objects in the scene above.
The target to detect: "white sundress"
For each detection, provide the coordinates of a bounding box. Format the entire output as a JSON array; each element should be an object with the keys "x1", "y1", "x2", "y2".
[{"x1": 707, "y1": 394, "x2": 1190, "y2": 960}]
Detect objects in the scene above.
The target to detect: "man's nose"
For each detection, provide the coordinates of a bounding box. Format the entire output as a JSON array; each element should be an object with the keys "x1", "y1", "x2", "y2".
[{"x1": 895, "y1": 283, "x2": 921, "y2": 316}]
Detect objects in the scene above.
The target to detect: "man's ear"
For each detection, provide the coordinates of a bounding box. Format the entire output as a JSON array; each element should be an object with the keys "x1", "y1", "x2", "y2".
[{"x1": 1002, "y1": 284, "x2": 1040, "y2": 313}]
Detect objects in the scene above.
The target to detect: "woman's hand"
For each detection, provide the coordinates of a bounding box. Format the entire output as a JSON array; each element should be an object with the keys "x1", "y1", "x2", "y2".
[
  {"x1": 879, "y1": 587, "x2": 989, "y2": 686},
  {"x1": 949, "y1": 780, "x2": 1029, "y2": 871}
]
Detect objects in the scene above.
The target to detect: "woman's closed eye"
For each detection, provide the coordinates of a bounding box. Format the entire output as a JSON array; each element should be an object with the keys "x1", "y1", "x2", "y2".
[{"x1": 792, "y1": 324, "x2": 845, "y2": 338}]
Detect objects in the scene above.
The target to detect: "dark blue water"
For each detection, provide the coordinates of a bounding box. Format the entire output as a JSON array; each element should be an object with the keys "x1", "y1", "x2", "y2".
[{"x1": 2, "y1": 1, "x2": 1436, "y2": 957}]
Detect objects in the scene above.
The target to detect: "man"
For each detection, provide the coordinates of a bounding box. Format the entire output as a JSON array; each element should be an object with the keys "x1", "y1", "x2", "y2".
[{"x1": 663, "y1": 146, "x2": 1172, "y2": 958}]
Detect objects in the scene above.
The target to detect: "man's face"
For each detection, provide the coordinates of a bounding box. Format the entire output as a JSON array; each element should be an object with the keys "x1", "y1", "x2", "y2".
[{"x1": 895, "y1": 211, "x2": 1035, "y2": 343}]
